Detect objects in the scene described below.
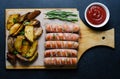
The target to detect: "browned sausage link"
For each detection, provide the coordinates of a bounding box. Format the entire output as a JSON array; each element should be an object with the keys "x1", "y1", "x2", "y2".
[
  {"x1": 44, "y1": 49, "x2": 77, "y2": 57},
  {"x1": 44, "y1": 57, "x2": 77, "y2": 66},
  {"x1": 27, "y1": 10, "x2": 41, "y2": 20},
  {"x1": 16, "y1": 54, "x2": 29, "y2": 61},
  {"x1": 45, "y1": 41, "x2": 79, "y2": 49},
  {"x1": 45, "y1": 33, "x2": 79, "y2": 41}
]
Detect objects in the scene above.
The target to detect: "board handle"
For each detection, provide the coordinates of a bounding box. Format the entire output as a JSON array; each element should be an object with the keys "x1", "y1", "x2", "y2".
[{"x1": 78, "y1": 20, "x2": 115, "y2": 60}]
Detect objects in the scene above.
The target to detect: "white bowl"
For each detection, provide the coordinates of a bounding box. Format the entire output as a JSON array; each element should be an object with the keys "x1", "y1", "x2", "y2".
[{"x1": 85, "y1": 2, "x2": 110, "y2": 28}]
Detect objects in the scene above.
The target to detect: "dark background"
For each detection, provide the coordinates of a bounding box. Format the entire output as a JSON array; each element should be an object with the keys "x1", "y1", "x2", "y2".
[{"x1": 0, "y1": 0, "x2": 120, "y2": 79}]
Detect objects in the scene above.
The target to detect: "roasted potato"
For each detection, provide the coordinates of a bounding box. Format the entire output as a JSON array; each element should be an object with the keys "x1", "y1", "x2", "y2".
[
  {"x1": 9, "y1": 23, "x2": 21, "y2": 35},
  {"x1": 28, "y1": 51, "x2": 38, "y2": 62},
  {"x1": 27, "y1": 10, "x2": 41, "y2": 20},
  {"x1": 14, "y1": 35, "x2": 25, "y2": 53},
  {"x1": 25, "y1": 40, "x2": 38, "y2": 58},
  {"x1": 25, "y1": 25, "x2": 34, "y2": 42},
  {"x1": 7, "y1": 36, "x2": 15, "y2": 53},
  {"x1": 29, "y1": 19, "x2": 40, "y2": 27},
  {"x1": 7, "y1": 14, "x2": 20, "y2": 30},
  {"x1": 12, "y1": 24, "x2": 24, "y2": 36},
  {"x1": 21, "y1": 40, "x2": 30, "y2": 57},
  {"x1": 34, "y1": 27, "x2": 43, "y2": 40},
  {"x1": 7, "y1": 10, "x2": 42, "y2": 64}
]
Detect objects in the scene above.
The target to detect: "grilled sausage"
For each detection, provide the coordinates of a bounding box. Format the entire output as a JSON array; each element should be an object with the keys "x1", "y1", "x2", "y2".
[
  {"x1": 45, "y1": 41, "x2": 79, "y2": 49},
  {"x1": 46, "y1": 24, "x2": 80, "y2": 33},
  {"x1": 44, "y1": 57, "x2": 77, "y2": 66},
  {"x1": 45, "y1": 49, "x2": 77, "y2": 57},
  {"x1": 46, "y1": 33, "x2": 79, "y2": 41}
]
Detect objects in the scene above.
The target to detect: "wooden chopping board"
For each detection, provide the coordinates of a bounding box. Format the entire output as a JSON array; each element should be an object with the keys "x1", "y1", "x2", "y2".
[
  {"x1": 78, "y1": 19, "x2": 114, "y2": 60},
  {"x1": 6, "y1": 9, "x2": 115, "y2": 69}
]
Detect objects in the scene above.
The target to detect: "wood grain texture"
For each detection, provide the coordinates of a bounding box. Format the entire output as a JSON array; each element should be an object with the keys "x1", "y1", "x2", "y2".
[
  {"x1": 6, "y1": 66, "x2": 76, "y2": 69},
  {"x1": 78, "y1": 19, "x2": 115, "y2": 60}
]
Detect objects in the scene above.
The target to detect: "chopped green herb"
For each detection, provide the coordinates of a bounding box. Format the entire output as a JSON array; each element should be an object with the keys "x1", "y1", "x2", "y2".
[
  {"x1": 13, "y1": 51, "x2": 18, "y2": 55},
  {"x1": 22, "y1": 39, "x2": 26, "y2": 45},
  {"x1": 13, "y1": 18, "x2": 18, "y2": 24},
  {"x1": 19, "y1": 31, "x2": 25, "y2": 35},
  {"x1": 25, "y1": 54, "x2": 28, "y2": 58},
  {"x1": 23, "y1": 21, "x2": 30, "y2": 26}
]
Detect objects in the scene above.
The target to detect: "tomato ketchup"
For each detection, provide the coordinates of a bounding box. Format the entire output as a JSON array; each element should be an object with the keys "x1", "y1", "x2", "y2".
[{"x1": 86, "y1": 5, "x2": 106, "y2": 25}]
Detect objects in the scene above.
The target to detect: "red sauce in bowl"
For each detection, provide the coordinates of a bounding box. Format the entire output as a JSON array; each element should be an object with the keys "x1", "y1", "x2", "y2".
[{"x1": 86, "y1": 5, "x2": 106, "y2": 25}]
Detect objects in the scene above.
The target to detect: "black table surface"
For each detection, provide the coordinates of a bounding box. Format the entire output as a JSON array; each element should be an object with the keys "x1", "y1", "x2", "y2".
[{"x1": 0, "y1": 0, "x2": 120, "y2": 79}]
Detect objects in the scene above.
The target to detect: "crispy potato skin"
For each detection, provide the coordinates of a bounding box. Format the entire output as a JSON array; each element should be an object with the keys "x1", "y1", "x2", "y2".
[
  {"x1": 7, "y1": 14, "x2": 20, "y2": 30},
  {"x1": 25, "y1": 25, "x2": 34, "y2": 42}
]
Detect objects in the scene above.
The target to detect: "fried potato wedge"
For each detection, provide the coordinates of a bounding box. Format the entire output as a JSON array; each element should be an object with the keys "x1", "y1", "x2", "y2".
[
  {"x1": 25, "y1": 40, "x2": 38, "y2": 58},
  {"x1": 9, "y1": 23, "x2": 21, "y2": 35},
  {"x1": 34, "y1": 27, "x2": 43, "y2": 40},
  {"x1": 7, "y1": 14, "x2": 20, "y2": 30},
  {"x1": 25, "y1": 25, "x2": 34, "y2": 42},
  {"x1": 14, "y1": 35, "x2": 25, "y2": 53},
  {"x1": 13, "y1": 24, "x2": 24, "y2": 36}
]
